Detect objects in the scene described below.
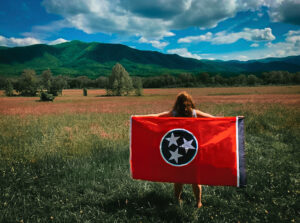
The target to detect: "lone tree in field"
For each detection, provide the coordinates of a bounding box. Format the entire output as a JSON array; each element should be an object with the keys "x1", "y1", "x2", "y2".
[
  {"x1": 16, "y1": 69, "x2": 38, "y2": 96},
  {"x1": 40, "y1": 69, "x2": 67, "y2": 97},
  {"x1": 49, "y1": 75, "x2": 67, "y2": 96},
  {"x1": 106, "y1": 63, "x2": 133, "y2": 96},
  {"x1": 41, "y1": 69, "x2": 52, "y2": 91}
]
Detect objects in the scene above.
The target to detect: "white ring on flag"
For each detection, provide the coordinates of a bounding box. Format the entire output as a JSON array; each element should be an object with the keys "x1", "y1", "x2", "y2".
[{"x1": 160, "y1": 128, "x2": 198, "y2": 167}]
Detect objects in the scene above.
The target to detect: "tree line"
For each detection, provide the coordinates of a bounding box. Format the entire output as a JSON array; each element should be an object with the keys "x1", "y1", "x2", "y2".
[
  {"x1": 142, "y1": 71, "x2": 300, "y2": 88},
  {"x1": 1, "y1": 63, "x2": 143, "y2": 98},
  {"x1": 1, "y1": 68, "x2": 300, "y2": 97}
]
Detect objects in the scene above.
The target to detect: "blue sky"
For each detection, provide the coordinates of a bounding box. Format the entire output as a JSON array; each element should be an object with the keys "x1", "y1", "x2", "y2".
[{"x1": 0, "y1": 0, "x2": 300, "y2": 61}]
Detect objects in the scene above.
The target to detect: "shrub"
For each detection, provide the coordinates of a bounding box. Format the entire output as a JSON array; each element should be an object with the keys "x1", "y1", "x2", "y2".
[
  {"x1": 40, "y1": 91, "x2": 55, "y2": 102},
  {"x1": 83, "y1": 88, "x2": 88, "y2": 96}
]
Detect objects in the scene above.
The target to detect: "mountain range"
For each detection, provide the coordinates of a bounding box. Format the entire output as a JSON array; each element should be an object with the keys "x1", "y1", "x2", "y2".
[{"x1": 0, "y1": 40, "x2": 299, "y2": 78}]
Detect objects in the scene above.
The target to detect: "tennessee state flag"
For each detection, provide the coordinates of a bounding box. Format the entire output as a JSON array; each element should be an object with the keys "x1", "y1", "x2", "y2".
[{"x1": 130, "y1": 116, "x2": 246, "y2": 187}]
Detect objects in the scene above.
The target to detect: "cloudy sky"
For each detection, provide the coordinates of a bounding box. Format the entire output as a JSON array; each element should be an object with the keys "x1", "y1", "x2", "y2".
[{"x1": 0, "y1": 0, "x2": 300, "y2": 61}]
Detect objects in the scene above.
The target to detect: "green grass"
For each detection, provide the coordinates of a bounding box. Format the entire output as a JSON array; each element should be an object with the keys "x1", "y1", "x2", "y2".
[{"x1": 0, "y1": 104, "x2": 299, "y2": 222}]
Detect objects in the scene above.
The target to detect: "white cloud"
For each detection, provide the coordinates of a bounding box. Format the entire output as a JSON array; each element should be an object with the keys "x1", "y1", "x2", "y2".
[
  {"x1": 138, "y1": 37, "x2": 169, "y2": 49},
  {"x1": 167, "y1": 48, "x2": 202, "y2": 60},
  {"x1": 178, "y1": 28, "x2": 275, "y2": 45},
  {"x1": 42, "y1": 0, "x2": 173, "y2": 39},
  {"x1": 0, "y1": 35, "x2": 69, "y2": 47},
  {"x1": 49, "y1": 38, "x2": 69, "y2": 45},
  {"x1": 171, "y1": 0, "x2": 237, "y2": 29},
  {"x1": 212, "y1": 28, "x2": 275, "y2": 44},
  {"x1": 250, "y1": 43, "x2": 259, "y2": 47},
  {"x1": 207, "y1": 29, "x2": 300, "y2": 60},
  {"x1": 266, "y1": 29, "x2": 300, "y2": 57},
  {"x1": 178, "y1": 32, "x2": 212, "y2": 43},
  {"x1": 40, "y1": 0, "x2": 299, "y2": 39},
  {"x1": 0, "y1": 36, "x2": 41, "y2": 47}
]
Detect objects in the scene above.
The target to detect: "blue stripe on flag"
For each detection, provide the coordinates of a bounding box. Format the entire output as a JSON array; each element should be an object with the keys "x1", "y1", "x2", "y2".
[{"x1": 238, "y1": 118, "x2": 247, "y2": 187}]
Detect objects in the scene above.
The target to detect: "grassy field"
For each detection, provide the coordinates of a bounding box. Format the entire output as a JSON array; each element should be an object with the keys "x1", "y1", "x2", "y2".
[{"x1": 0, "y1": 86, "x2": 299, "y2": 222}]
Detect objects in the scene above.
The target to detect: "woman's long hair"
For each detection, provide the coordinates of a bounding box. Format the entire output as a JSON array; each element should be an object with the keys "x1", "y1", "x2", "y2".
[{"x1": 172, "y1": 91, "x2": 196, "y2": 117}]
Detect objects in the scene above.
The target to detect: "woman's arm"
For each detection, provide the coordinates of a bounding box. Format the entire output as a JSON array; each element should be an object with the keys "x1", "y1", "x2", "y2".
[
  {"x1": 138, "y1": 111, "x2": 172, "y2": 117},
  {"x1": 195, "y1": 110, "x2": 215, "y2": 118}
]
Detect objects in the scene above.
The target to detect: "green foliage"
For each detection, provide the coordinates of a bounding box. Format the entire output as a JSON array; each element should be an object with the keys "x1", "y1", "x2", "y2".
[
  {"x1": 4, "y1": 79, "x2": 14, "y2": 96},
  {"x1": 40, "y1": 91, "x2": 55, "y2": 101},
  {"x1": 132, "y1": 77, "x2": 143, "y2": 96},
  {"x1": 262, "y1": 71, "x2": 300, "y2": 85},
  {"x1": 4, "y1": 69, "x2": 300, "y2": 91},
  {"x1": 49, "y1": 75, "x2": 67, "y2": 96},
  {"x1": 41, "y1": 69, "x2": 52, "y2": 91},
  {"x1": 106, "y1": 63, "x2": 133, "y2": 96},
  {"x1": 95, "y1": 76, "x2": 108, "y2": 88},
  {"x1": 247, "y1": 74, "x2": 261, "y2": 85},
  {"x1": 15, "y1": 69, "x2": 38, "y2": 96}
]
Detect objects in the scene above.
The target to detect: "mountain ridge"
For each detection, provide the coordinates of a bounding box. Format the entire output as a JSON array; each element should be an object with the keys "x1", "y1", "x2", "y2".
[{"x1": 0, "y1": 40, "x2": 299, "y2": 78}]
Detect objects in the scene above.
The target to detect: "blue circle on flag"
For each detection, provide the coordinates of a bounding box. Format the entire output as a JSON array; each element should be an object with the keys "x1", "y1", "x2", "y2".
[{"x1": 160, "y1": 128, "x2": 198, "y2": 167}]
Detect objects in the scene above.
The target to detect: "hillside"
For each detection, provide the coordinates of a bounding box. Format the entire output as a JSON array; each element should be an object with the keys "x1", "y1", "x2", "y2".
[{"x1": 0, "y1": 40, "x2": 299, "y2": 78}]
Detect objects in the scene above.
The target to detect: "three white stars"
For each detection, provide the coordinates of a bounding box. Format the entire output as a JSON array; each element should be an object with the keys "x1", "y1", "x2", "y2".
[{"x1": 165, "y1": 133, "x2": 195, "y2": 163}]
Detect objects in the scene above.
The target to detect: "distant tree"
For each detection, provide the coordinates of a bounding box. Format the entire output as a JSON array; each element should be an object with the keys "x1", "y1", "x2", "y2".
[
  {"x1": 262, "y1": 71, "x2": 286, "y2": 84},
  {"x1": 198, "y1": 72, "x2": 210, "y2": 85},
  {"x1": 0, "y1": 76, "x2": 6, "y2": 89},
  {"x1": 293, "y1": 72, "x2": 300, "y2": 84},
  {"x1": 95, "y1": 76, "x2": 108, "y2": 88},
  {"x1": 16, "y1": 69, "x2": 38, "y2": 96},
  {"x1": 160, "y1": 74, "x2": 176, "y2": 87},
  {"x1": 235, "y1": 74, "x2": 247, "y2": 86},
  {"x1": 106, "y1": 63, "x2": 133, "y2": 96},
  {"x1": 178, "y1": 73, "x2": 195, "y2": 87},
  {"x1": 49, "y1": 75, "x2": 67, "y2": 96},
  {"x1": 76, "y1": 76, "x2": 91, "y2": 88},
  {"x1": 132, "y1": 77, "x2": 143, "y2": 96},
  {"x1": 247, "y1": 74, "x2": 260, "y2": 86},
  {"x1": 214, "y1": 74, "x2": 225, "y2": 85},
  {"x1": 270, "y1": 71, "x2": 284, "y2": 84},
  {"x1": 4, "y1": 79, "x2": 14, "y2": 96},
  {"x1": 41, "y1": 69, "x2": 52, "y2": 91},
  {"x1": 262, "y1": 72, "x2": 271, "y2": 84}
]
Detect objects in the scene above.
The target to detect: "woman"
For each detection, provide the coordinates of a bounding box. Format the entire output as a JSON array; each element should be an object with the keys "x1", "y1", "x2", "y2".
[{"x1": 147, "y1": 91, "x2": 214, "y2": 208}]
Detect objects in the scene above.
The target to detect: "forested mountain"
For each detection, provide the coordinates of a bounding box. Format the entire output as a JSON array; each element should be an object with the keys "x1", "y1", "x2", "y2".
[{"x1": 0, "y1": 40, "x2": 299, "y2": 78}]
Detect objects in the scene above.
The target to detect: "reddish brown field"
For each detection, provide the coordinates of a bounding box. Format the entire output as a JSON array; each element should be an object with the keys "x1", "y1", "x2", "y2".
[{"x1": 0, "y1": 86, "x2": 299, "y2": 116}]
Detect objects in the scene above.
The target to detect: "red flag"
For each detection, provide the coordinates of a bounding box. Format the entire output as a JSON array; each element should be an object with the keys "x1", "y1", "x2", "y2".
[{"x1": 130, "y1": 116, "x2": 246, "y2": 187}]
